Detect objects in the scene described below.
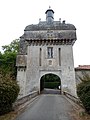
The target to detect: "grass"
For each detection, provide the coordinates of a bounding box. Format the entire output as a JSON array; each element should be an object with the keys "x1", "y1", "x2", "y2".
[
  {"x1": 73, "y1": 108, "x2": 90, "y2": 120},
  {"x1": 0, "y1": 112, "x2": 17, "y2": 120}
]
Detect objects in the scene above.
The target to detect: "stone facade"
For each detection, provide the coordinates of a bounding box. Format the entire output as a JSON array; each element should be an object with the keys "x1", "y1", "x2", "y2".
[
  {"x1": 75, "y1": 65, "x2": 90, "y2": 85},
  {"x1": 16, "y1": 8, "x2": 77, "y2": 98}
]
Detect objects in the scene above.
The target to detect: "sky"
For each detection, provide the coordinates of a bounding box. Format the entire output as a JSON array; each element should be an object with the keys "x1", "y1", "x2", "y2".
[{"x1": 0, "y1": 0, "x2": 90, "y2": 67}]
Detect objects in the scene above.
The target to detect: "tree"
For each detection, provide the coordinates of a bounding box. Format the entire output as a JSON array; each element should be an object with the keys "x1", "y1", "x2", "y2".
[
  {"x1": 2, "y1": 39, "x2": 19, "y2": 53},
  {"x1": 41, "y1": 74, "x2": 61, "y2": 89},
  {"x1": 0, "y1": 52, "x2": 17, "y2": 79},
  {"x1": 77, "y1": 72, "x2": 90, "y2": 114},
  {"x1": 0, "y1": 39, "x2": 20, "y2": 115},
  {"x1": 0, "y1": 39, "x2": 19, "y2": 79}
]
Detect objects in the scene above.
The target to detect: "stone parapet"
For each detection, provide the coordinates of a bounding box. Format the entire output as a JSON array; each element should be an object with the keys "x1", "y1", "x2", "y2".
[{"x1": 24, "y1": 30, "x2": 76, "y2": 41}]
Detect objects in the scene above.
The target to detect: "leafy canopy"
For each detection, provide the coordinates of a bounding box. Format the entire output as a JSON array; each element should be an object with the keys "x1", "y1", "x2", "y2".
[
  {"x1": 0, "y1": 39, "x2": 20, "y2": 115},
  {"x1": 2, "y1": 39, "x2": 19, "y2": 53},
  {"x1": 0, "y1": 39, "x2": 19, "y2": 79}
]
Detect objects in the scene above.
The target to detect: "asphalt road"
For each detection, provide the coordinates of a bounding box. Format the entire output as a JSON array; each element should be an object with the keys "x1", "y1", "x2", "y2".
[
  {"x1": 16, "y1": 90, "x2": 75, "y2": 120},
  {"x1": 41, "y1": 88, "x2": 61, "y2": 94}
]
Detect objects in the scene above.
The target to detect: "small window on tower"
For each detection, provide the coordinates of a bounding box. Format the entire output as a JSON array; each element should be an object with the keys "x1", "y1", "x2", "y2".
[{"x1": 47, "y1": 47, "x2": 53, "y2": 58}]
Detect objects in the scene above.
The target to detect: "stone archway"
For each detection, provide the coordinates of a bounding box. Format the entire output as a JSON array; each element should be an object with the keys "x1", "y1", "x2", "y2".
[{"x1": 40, "y1": 73, "x2": 61, "y2": 94}]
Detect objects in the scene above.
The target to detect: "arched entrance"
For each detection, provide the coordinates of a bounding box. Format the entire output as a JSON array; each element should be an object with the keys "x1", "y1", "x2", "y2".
[{"x1": 40, "y1": 73, "x2": 61, "y2": 94}]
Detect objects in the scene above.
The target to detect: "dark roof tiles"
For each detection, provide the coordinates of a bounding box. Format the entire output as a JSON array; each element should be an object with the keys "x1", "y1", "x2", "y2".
[{"x1": 24, "y1": 21, "x2": 76, "y2": 31}]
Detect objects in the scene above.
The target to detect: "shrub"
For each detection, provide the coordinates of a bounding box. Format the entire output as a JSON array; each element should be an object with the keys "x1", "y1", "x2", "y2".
[
  {"x1": 77, "y1": 81, "x2": 90, "y2": 114},
  {"x1": 44, "y1": 82, "x2": 60, "y2": 89},
  {"x1": 0, "y1": 78, "x2": 20, "y2": 115}
]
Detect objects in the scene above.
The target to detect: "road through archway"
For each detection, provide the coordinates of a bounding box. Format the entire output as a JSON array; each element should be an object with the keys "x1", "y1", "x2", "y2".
[{"x1": 40, "y1": 73, "x2": 61, "y2": 94}]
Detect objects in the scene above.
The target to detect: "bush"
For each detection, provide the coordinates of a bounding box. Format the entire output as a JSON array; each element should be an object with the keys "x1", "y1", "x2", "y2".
[
  {"x1": 0, "y1": 78, "x2": 20, "y2": 115},
  {"x1": 44, "y1": 82, "x2": 60, "y2": 89},
  {"x1": 77, "y1": 81, "x2": 90, "y2": 113}
]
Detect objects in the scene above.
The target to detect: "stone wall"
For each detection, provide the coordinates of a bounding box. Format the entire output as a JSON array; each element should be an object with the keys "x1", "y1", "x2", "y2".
[
  {"x1": 75, "y1": 69, "x2": 90, "y2": 85},
  {"x1": 16, "y1": 44, "x2": 77, "y2": 97}
]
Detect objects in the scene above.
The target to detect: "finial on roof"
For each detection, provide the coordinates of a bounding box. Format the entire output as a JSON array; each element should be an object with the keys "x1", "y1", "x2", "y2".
[
  {"x1": 39, "y1": 18, "x2": 41, "y2": 22},
  {"x1": 59, "y1": 18, "x2": 61, "y2": 23},
  {"x1": 49, "y1": 6, "x2": 51, "y2": 9},
  {"x1": 62, "y1": 20, "x2": 66, "y2": 24}
]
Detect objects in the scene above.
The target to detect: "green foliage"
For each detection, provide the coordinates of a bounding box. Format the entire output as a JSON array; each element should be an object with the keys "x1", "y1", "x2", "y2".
[
  {"x1": 41, "y1": 74, "x2": 61, "y2": 90},
  {"x1": 0, "y1": 39, "x2": 20, "y2": 115},
  {"x1": 2, "y1": 39, "x2": 19, "y2": 53},
  {"x1": 0, "y1": 77, "x2": 20, "y2": 115},
  {"x1": 44, "y1": 82, "x2": 60, "y2": 89},
  {"x1": 0, "y1": 39, "x2": 19, "y2": 79},
  {"x1": 41, "y1": 74, "x2": 61, "y2": 82},
  {"x1": 0, "y1": 52, "x2": 17, "y2": 79},
  {"x1": 77, "y1": 73, "x2": 90, "y2": 114}
]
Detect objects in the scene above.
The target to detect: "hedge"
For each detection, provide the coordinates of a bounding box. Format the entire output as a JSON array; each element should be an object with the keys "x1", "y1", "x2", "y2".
[
  {"x1": 44, "y1": 82, "x2": 60, "y2": 89},
  {"x1": 0, "y1": 79, "x2": 20, "y2": 115},
  {"x1": 77, "y1": 81, "x2": 90, "y2": 114}
]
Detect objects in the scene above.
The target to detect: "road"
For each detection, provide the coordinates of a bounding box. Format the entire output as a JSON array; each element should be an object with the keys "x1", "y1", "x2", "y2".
[
  {"x1": 16, "y1": 90, "x2": 75, "y2": 120},
  {"x1": 41, "y1": 88, "x2": 61, "y2": 94}
]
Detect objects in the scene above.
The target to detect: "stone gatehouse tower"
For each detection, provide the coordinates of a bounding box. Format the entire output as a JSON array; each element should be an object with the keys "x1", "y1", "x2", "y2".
[{"x1": 16, "y1": 8, "x2": 77, "y2": 98}]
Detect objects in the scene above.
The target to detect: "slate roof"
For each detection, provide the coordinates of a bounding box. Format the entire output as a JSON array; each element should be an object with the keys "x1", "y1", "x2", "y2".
[
  {"x1": 19, "y1": 8, "x2": 77, "y2": 54},
  {"x1": 24, "y1": 21, "x2": 76, "y2": 31}
]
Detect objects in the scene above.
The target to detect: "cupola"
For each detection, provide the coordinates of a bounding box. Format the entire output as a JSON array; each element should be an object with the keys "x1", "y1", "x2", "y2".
[{"x1": 45, "y1": 7, "x2": 54, "y2": 24}]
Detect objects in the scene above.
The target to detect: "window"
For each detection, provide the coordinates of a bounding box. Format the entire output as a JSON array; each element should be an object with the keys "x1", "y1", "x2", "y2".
[
  {"x1": 39, "y1": 48, "x2": 42, "y2": 66},
  {"x1": 58, "y1": 48, "x2": 61, "y2": 66},
  {"x1": 47, "y1": 47, "x2": 53, "y2": 58}
]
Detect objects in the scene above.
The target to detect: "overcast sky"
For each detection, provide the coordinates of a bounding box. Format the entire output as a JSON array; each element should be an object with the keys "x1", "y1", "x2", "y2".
[{"x1": 0, "y1": 0, "x2": 90, "y2": 67}]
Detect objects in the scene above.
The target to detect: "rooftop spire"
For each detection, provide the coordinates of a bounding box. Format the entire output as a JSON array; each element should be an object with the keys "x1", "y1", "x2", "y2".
[{"x1": 45, "y1": 7, "x2": 54, "y2": 24}]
